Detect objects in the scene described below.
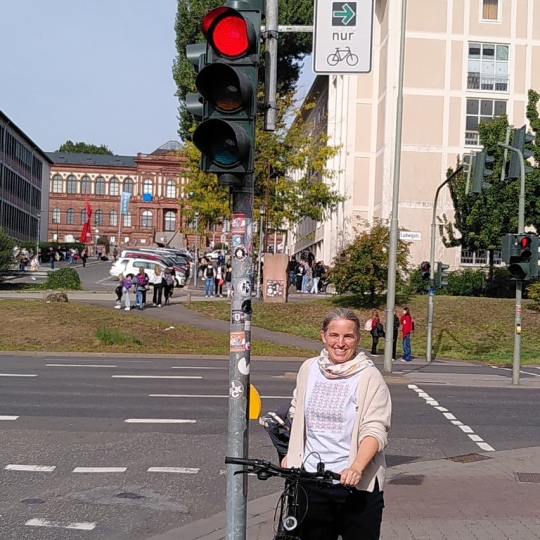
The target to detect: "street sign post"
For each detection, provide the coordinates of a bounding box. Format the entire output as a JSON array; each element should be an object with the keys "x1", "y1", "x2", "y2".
[{"x1": 313, "y1": 0, "x2": 374, "y2": 74}]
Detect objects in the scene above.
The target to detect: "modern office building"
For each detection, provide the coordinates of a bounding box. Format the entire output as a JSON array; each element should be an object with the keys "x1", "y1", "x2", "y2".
[
  {"x1": 0, "y1": 111, "x2": 51, "y2": 243},
  {"x1": 287, "y1": 0, "x2": 537, "y2": 269}
]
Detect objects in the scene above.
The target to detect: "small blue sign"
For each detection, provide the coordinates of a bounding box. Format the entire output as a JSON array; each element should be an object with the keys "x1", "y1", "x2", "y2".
[
  {"x1": 428, "y1": 289, "x2": 435, "y2": 296},
  {"x1": 142, "y1": 193, "x2": 153, "y2": 202},
  {"x1": 120, "y1": 191, "x2": 131, "y2": 215}
]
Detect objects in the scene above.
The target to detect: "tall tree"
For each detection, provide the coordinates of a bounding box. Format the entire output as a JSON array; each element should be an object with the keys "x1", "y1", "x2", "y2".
[
  {"x1": 0, "y1": 228, "x2": 15, "y2": 283},
  {"x1": 173, "y1": 0, "x2": 313, "y2": 139},
  {"x1": 56, "y1": 141, "x2": 113, "y2": 155}
]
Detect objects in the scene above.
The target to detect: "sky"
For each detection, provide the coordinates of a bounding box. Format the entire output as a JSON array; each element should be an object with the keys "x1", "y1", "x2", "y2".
[{"x1": 0, "y1": 0, "x2": 316, "y2": 157}]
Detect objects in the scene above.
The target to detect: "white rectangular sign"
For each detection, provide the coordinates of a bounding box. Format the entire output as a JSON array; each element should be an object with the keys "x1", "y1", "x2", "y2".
[
  {"x1": 399, "y1": 231, "x2": 422, "y2": 242},
  {"x1": 313, "y1": 0, "x2": 374, "y2": 74}
]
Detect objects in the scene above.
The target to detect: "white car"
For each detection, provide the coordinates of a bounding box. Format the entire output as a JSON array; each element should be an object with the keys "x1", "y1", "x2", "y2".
[{"x1": 110, "y1": 258, "x2": 185, "y2": 287}]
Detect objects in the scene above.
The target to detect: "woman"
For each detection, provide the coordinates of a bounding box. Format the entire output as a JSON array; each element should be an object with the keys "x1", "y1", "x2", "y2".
[
  {"x1": 370, "y1": 309, "x2": 380, "y2": 356},
  {"x1": 400, "y1": 306, "x2": 413, "y2": 362},
  {"x1": 163, "y1": 268, "x2": 174, "y2": 305},
  {"x1": 135, "y1": 267, "x2": 149, "y2": 309},
  {"x1": 283, "y1": 308, "x2": 391, "y2": 540},
  {"x1": 225, "y1": 262, "x2": 233, "y2": 299},
  {"x1": 81, "y1": 248, "x2": 88, "y2": 268},
  {"x1": 215, "y1": 262, "x2": 224, "y2": 297},
  {"x1": 392, "y1": 310, "x2": 400, "y2": 361},
  {"x1": 152, "y1": 265, "x2": 164, "y2": 307},
  {"x1": 120, "y1": 273, "x2": 133, "y2": 311}
]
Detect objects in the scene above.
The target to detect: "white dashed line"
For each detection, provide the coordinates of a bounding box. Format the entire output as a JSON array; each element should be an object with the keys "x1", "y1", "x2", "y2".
[
  {"x1": 46, "y1": 364, "x2": 117, "y2": 368},
  {"x1": 112, "y1": 375, "x2": 202, "y2": 379},
  {"x1": 5, "y1": 465, "x2": 56, "y2": 472},
  {"x1": 25, "y1": 518, "x2": 96, "y2": 531},
  {"x1": 171, "y1": 366, "x2": 227, "y2": 370},
  {"x1": 72, "y1": 467, "x2": 127, "y2": 473},
  {"x1": 0, "y1": 416, "x2": 19, "y2": 421},
  {"x1": 147, "y1": 467, "x2": 199, "y2": 474},
  {"x1": 0, "y1": 373, "x2": 37, "y2": 377},
  {"x1": 407, "y1": 384, "x2": 495, "y2": 452},
  {"x1": 148, "y1": 394, "x2": 291, "y2": 399},
  {"x1": 125, "y1": 418, "x2": 196, "y2": 424},
  {"x1": 491, "y1": 365, "x2": 540, "y2": 378}
]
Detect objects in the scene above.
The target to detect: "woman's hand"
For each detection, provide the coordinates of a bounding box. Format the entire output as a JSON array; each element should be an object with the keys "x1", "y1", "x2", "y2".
[
  {"x1": 281, "y1": 456, "x2": 288, "y2": 468},
  {"x1": 339, "y1": 467, "x2": 362, "y2": 487}
]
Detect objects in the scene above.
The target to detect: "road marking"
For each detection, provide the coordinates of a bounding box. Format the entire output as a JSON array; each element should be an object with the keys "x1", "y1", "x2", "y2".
[
  {"x1": 148, "y1": 394, "x2": 291, "y2": 399},
  {"x1": 491, "y1": 365, "x2": 540, "y2": 378},
  {"x1": 407, "y1": 384, "x2": 495, "y2": 452},
  {"x1": 0, "y1": 373, "x2": 37, "y2": 377},
  {"x1": 5, "y1": 465, "x2": 56, "y2": 472},
  {"x1": 112, "y1": 375, "x2": 202, "y2": 379},
  {"x1": 46, "y1": 364, "x2": 117, "y2": 368},
  {"x1": 147, "y1": 467, "x2": 199, "y2": 474},
  {"x1": 0, "y1": 416, "x2": 19, "y2": 421},
  {"x1": 171, "y1": 366, "x2": 227, "y2": 370},
  {"x1": 25, "y1": 518, "x2": 96, "y2": 531},
  {"x1": 125, "y1": 418, "x2": 196, "y2": 424},
  {"x1": 72, "y1": 467, "x2": 127, "y2": 473}
]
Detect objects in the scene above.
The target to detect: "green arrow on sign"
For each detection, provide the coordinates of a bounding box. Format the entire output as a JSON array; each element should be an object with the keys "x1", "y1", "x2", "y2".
[{"x1": 333, "y1": 3, "x2": 355, "y2": 25}]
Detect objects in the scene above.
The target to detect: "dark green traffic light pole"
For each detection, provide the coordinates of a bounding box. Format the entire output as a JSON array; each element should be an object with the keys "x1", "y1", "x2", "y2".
[
  {"x1": 426, "y1": 166, "x2": 463, "y2": 363},
  {"x1": 498, "y1": 141, "x2": 526, "y2": 385}
]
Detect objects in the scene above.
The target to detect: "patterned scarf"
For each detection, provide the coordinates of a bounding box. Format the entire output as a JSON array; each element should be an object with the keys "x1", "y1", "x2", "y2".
[{"x1": 317, "y1": 349, "x2": 374, "y2": 379}]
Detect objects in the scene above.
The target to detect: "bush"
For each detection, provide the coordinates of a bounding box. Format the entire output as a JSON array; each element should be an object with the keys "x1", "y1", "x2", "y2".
[
  {"x1": 43, "y1": 268, "x2": 83, "y2": 290},
  {"x1": 401, "y1": 268, "x2": 428, "y2": 295},
  {"x1": 485, "y1": 267, "x2": 517, "y2": 298},
  {"x1": 442, "y1": 268, "x2": 485, "y2": 297},
  {"x1": 96, "y1": 327, "x2": 141, "y2": 346}
]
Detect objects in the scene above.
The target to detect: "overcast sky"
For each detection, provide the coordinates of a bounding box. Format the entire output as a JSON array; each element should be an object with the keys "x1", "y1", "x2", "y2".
[{"x1": 0, "y1": 0, "x2": 315, "y2": 157}]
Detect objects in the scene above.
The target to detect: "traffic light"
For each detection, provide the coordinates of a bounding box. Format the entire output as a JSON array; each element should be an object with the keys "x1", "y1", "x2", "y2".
[
  {"x1": 471, "y1": 150, "x2": 494, "y2": 194},
  {"x1": 420, "y1": 261, "x2": 431, "y2": 281},
  {"x1": 436, "y1": 262, "x2": 450, "y2": 289},
  {"x1": 508, "y1": 125, "x2": 535, "y2": 179},
  {"x1": 504, "y1": 233, "x2": 539, "y2": 280},
  {"x1": 186, "y1": 3, "x2": 261, "y2": 187}
]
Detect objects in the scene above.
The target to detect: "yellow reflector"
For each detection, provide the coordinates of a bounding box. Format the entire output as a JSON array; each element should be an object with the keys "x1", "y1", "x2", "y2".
[{"x1": 249, "y1": 384, "x2": 262, "y2": 420}]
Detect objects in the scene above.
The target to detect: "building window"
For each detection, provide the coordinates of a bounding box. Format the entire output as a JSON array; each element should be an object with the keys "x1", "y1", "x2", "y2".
[
  {"x1": 222, "y1": 218, "x2": 230, "y2": 232},
  {"x1": 81, "y1": 209, "x2": 88, "y2": 224},
  {"x1": 52, "y1": 207, "x2": 61, "y2": 224},
  {"x1": 123, "y1": 211, "x2": 132, "y2": 227},
  {"x1": 164, "y1": 210, "x2": 176, "y2": 231},
  {"x1": 123, "y1": 178, "x2": 133, "y2": 194},
  {"x1": 465, "y1": 98, "x2": 507, "y2": 146},
  {"x1": 95, "y1": 176, "x2": 105, "y2": 195},
  {"x1": 81, "y1": 176, "x2": 91, "y2": 195},
  {"x1": 467, "y1": 43, "x2": 508, "y2": 92},
  {"x1": 66, "y1": 208, "x2": 74, "y2": 225},
  {"x1": 67, "y1": 175, "x2": 77, "y2": 194},
  {"x1": 109, "y1": 177, "x2": 119, "y2": 196},
  {"x1": 165, "y1": 180, "x2": 176, "y2": 198},
  {"x1": 95, "y1": 209, "x2": 103, "y2": 226},
  {"x1": 460, "y1": 249, "x2": 502, "y2": 266},
  {"x1": 141, "y1": 210, "x2": 153, "y2": 228},
  {"x1": 52, "y1": 175, "x2": 62, "y2": 193},
  {"x1": 143, "y1": 179, "x2": 153, "y2": 196},
  {"x1": 109, "y1": 210, "x2": 118, "y2": 227},
  {"x1": 482, "y1": 0, "x2": 499, "y2": 21}
]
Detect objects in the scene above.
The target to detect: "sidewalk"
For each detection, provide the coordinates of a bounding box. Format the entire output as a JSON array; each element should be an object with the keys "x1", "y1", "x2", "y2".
[{"x1": 150, "y1": 446, "x2": 540, "y2": 540}]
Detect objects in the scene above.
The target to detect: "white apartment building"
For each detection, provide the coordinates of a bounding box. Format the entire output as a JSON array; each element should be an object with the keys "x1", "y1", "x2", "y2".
[{"x1": 288, "y1": 0, "x2": 539, "y2": 269}]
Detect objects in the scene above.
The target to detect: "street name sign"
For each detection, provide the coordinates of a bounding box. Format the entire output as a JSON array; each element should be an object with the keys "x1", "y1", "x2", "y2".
[
  {"x1": 399, "y1": 231, "x2": 422, "y2": 242},
  {"x1": 313, "y1": 0, "x2": 374, "y2": 74}
]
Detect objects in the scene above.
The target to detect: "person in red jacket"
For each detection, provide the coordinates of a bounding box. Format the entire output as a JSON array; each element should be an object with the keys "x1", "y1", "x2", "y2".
[
  {"x1": 400, "y1": 306, "x2": 413, "y2": 362},
  {"x1": 370, "y1": 309, "x2": 381, "y2": 356}
]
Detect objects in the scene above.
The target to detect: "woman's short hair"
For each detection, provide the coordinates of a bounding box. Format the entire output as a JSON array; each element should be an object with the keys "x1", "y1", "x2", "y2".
[{"x1": 321, "y1": 308, "x2": 361, "y2": 337}]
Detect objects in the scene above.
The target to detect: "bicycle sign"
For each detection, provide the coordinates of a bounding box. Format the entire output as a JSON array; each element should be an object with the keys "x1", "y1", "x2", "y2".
[{"x1": 313, "y1": 0, "x2": 374, "y2": 74}]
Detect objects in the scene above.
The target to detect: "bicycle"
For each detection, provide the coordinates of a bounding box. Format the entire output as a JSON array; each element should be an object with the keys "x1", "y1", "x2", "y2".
[
  {"x1": 326, "y1": 47, "x2": 359, "y2": 67},
  {"x1": 225, "y1": 456, "x2": 341, "y2": 540}
]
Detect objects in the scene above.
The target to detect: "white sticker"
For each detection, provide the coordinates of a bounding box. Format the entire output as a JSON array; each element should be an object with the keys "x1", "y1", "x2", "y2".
[
  {"x1": 230, "y1": 380, "x2": 244, "y2": 398},
  {"x1": 245, "y1": 321, "x2": 251, "y2": 331},
  {"x1": 238, "y1": 357, "x2": 250, "y2": 375}
]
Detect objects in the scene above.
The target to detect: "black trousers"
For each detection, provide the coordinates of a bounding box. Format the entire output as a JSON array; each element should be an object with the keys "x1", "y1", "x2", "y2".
[{"x1": 295, "y1": 480, "x2": 384, "y2": 540}]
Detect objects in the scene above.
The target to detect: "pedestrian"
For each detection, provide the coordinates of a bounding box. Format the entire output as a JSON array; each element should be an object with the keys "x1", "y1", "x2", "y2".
[
  {"x1": 301, "y1": 261, "x2": 311, "y2": 293},
  {"x1": 114, "y1": 274, "x2": 124, "y2": 309},
  {"x1": 400, "y1": 306, "x2": 413, "y2": 362},
  {"x1": 215, "y1": 262, "x2": 224, "y2": 297},
  {"x1": 152, "y1": 264, "x2": 164, "y2": 307},
  {"x1": 80, "y1": 248, "x2": 88, "y2": 268},
  {"x1": 37, "y1": 247, "x2": 42, "y2": 265},
  {"x1": 121, "y1": 273, "x2": 133, "y2": 311},
  {"x1": 163, "y1": 268, "x2": 174, "y2": 305},
  {"x1": 288, "y1": 256, "x2": 298, "y2": 288},
  {"x1": 282, "y1": 307, "x2": 391, "y2": 540},
  {"x1": 392, "y1": 310, "x2": 400, "y2": 361},
  {"x1": 311, "y1": 261, "x2": 324, "y2": 294},
  {"x1": 113, "y1": 247, "x2": 118, "y2": 262},
  {"x1": 225, "y1": 261, "x2": 233, "y2": 299},
  {"x1": 135, "y1": 267, "x2": 149, "y2": 309},
  {"x1": 204, "y1": 264, "x2": 215, "y2": 297},
  {"x1": 370, "y1": 309, "x2": 381, "y2": 356},
  {"x1": 49, "y1": 247, "x2": 55, "y2": 269}
]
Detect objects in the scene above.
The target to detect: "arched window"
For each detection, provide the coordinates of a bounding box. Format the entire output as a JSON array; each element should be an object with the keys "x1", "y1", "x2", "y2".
[
  {"x1": 123, "y1": 211, "x2": 132, "y2": 227},
  {"x1": 165, "y1": 180, "x2": 176, "y2": 198},
  {"x1": 141, "y1": 210, "x2": 153, "y2": 228},
  {"x1": 109, "y1": 177, "x2": 119, "y2": 196},
  {"x1": 95, "y1": 209, "x2": 103, "y2": 226},
  {"x1": 81, "y1": 176, "x2": 91, "y2": 195},
  {"x1": 109, "y1": 210, "x2": 118, "y2": 227},
  {"x1": 52, "y1": 175, "x2": 62, "y2": 193},
  {"x1": 95, "y1": 176, "x2": 105, "y2": 195},
  {"x1": 123, "y1": 178, "x2": 133, "y2": 194},
  {"x1": 67, "y1": 175, "x2": 77, "y2": 194},
  {"x1": 81, "y1": 209, "x2": 88, "y2": 224},
  {"x1": 66, "y1": 208, "x2": 75, "y2": 225},
  {"x1": 143, "y1": 178, "x2": 153, "y2": 195},
  {"x1": 52, "y1": 207, "x2": 61, "y2": 224},
  {"x1": 164, "y1": 211, "x2": 176, "y2": 231}
]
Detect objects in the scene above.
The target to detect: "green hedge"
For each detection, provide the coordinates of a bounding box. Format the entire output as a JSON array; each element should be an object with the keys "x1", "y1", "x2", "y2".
[{"x1": 43, "y1": 268, "x2": 83, "y2": 290}]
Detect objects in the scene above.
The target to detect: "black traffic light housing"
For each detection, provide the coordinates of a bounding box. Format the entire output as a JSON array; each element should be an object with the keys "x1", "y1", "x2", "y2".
[
  {"x1": 508, "y1": 125, "x2": 535, "y2": 179},
  {"x1": 420, "y1": 261, "x2": 431, "y2": 281},
  {"x1": 436, "y1": 262, "x2": 450, "y2": 289},
  {"x1": 471, "y1": 150, "x2": 494, "y2": 194},
  {"x1": 502, "y1": 233, "x2": 539, "y2": 281}
]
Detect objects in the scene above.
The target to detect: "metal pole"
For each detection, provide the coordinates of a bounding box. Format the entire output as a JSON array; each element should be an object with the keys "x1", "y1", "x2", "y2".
[
  {"x1": 194, "y1": 211, "x2": 199, "y2": 288},
  {"x1": 264, "y1": 0, "x2": 278, "y2": 131},
  {"x1": 36, "y1": 213, "x2": 41, "y2": 259},
  {"x1": 117, "y1": 196, "x2": 122, "y2": 248},
  {"x1": 500, "y1": 127, "x2": 511, "y2": 183},
  {"x1": 384, "y1": 0, "x2": 408, "y2": 373},
  {"x1": 226, "y1": 179, "x2": 253, "y2": 540},
  {"x1": 256, "y1": 207, "x2": 264, "y2": 300},
  {"x1": 426, "y1": 166, "x2": 463, "y2": 363}
]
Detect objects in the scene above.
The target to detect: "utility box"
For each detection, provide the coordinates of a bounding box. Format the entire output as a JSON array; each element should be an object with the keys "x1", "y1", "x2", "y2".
[{"x1": 262, "y1": 253, "x2": 289, "y2": 302}]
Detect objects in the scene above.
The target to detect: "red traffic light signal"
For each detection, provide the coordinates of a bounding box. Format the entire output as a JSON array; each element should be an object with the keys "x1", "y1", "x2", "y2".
[
  {"x1": 520, "y1": 236, "x2": 532, "y2": 249},
  {"x1": 420, "y1": 261, "x2": 431, "y2": 280}
]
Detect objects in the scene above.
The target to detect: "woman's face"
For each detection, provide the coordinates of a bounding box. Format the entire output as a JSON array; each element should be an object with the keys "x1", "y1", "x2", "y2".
[{"x1": 320, "y1": 319, "x2": 360, "y2": 365}]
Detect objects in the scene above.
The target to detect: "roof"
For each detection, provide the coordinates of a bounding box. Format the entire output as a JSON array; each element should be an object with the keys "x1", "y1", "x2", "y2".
[
  {"x1": 46, "y1": 152, "x2": 137, "y2": 168},
  {"x1": 151, "y1": 140, "x2": 182, "y2": 154}
]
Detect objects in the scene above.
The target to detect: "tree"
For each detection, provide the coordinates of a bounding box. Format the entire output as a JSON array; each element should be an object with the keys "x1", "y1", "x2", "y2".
[
  {"x1": 439, "y1": 89, "x2": 540, "y2": 275},
  {"x1": 56, "y1": 141, "x2": 113, "y2": 155},
  {"x1": 0, "y1": 228, "x2": 15, "y2": 283},
  {"x1": 173, "y1": 0, "x2": 313, "y2": 138},
  {"x1": 181, "y1": 91, "x2": 345, "y2": 233},
  {"x1": 329, "y1": 220, "x2": 411, "y2": 304}
]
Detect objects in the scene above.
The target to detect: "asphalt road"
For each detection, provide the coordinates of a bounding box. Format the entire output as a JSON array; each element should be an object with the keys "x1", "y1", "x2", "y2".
[{"x1": 1, "y1": 354, "x2": 539, "y2": 539}]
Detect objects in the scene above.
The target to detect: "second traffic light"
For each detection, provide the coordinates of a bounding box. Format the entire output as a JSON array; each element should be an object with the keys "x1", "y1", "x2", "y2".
[
  {"x1": 508, "y1": 125, "x2": 535, "y2": 179},
  {"x1": 502, "y1": 233, "x2": 539, "y2": 280},
  {"x1": 436, "y1": 262, "x2": 450, "y2": 289},
  {"x1": 471, "y1": 150, "x2": 494, "y2": 194},
  {"x1": 420, "y1": 261, "x2": 431, "y2": 281}
]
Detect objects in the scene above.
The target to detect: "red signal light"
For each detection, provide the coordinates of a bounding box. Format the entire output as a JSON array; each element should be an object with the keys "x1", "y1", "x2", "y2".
[
  {"x1": 520, "y1": 236, "x2": 532, "y2": 249},
  {"x1": 421, "y1": 263, "x2": 430, "y2": 271},
  {"x1": 201, "y1": 7, "x2": 228, "y2": 35}
]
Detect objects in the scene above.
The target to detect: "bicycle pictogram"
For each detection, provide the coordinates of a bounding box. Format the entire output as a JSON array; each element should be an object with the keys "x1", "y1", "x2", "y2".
[{"x1": 327, "y1": 46, "x2": 359, "y2": 67}]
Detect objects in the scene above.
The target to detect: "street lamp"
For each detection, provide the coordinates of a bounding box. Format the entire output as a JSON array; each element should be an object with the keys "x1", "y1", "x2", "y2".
[
  {"x1": 36, "y1": 212, "x2": 42, "y2": 263},
  {"x1": 194, "y1": 210, "x2": 200, "y2": 288},
  {"x1": 256, "y1": 205, "x2": 265, "y2": 300}
]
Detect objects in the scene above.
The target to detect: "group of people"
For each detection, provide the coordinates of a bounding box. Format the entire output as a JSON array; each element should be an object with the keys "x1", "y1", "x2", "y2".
[
  {"x1": 202, "y1": 260, "x2": 233, "y2": 298},
  {"x1": 367, "y1": 307, "x2": 414, "y2": 361},
  {"x1": 115, "y1": 265, "x2": 175, "y2": 310},
  {"x1": 288, "y1": 254, "x2": 329, "y2": 294}
]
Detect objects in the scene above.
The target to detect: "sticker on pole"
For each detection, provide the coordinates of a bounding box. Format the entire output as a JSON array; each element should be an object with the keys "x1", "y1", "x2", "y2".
[
  {"x1": 233, "y1": 246, "x2": 248, "y2": 261},
  {"x1": 232, "y1": 214, "x2": 246, "y2": 234},
  {"x1": 230, "y1": 331, "x2": 246, "y2": 352},
  {"x1": 230, "y1": 380, "x2": 244, "y2": 399}
]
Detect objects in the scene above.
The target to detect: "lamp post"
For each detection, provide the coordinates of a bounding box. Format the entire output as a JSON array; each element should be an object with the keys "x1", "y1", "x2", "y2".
[
  {"x1": 36, "y1": 212, "x2": 41, "y2": 262},
  {"x1": 194, "y1": 210, "x2": 200, "y2": 288},
  {"x1": 94, "y1": 228, "x2": 99, "y2": 258},
  {"x1": 256, "y1": 205, "x2": 265, "y2": 300}
]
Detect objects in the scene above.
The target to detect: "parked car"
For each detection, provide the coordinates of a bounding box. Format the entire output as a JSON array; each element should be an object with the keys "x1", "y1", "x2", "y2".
[
  {"x1": 120, "y1": 250, "x2": 188, "y2": 279},
  {"x1": 110, "y1": 258, "x2": 186, "y2": 287},
  {"x1": 138, "y1": 249, "x2": 191, "y2": 277}
]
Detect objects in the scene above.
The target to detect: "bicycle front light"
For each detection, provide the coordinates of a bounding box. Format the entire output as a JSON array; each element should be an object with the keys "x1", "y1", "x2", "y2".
[{"x1": 282, "y1": 515, "x2": 298, "y2": 531}]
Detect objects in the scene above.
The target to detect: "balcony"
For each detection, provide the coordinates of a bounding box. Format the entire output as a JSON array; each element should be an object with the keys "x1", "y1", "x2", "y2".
[
  {"x1": 464, "y1": 132, "x2": 480, "y2": 147},
  {"x1": 467, "y1": 73, "x2": 509, "y2": 92}
]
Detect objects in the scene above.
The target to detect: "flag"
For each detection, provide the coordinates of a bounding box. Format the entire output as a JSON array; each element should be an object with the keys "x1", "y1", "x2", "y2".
[{"x1": 79, "y1": 192, "x2": 93, "y2": 243}]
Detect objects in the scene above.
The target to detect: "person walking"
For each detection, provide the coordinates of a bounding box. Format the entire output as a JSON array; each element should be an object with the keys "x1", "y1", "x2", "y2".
[
  {"x1": 152, "y1": 265, "x2": 164, "y2": 307},
  {"x1": 311, "y1": 261, "x2": 324, "y2": 294},
  {"x1": 301, "y1": 261, "x2": 310, "y2": 293},
  {"x1": 392, "y1": 310, "x2": 400, "y2": 361},
  {"x1": 282, "y1": 307, "x2": 391, "y2": 540},
  {"x1": 81, "y1": 248, "x2": 88, "y2": 268},
  {"x1": 113, "y1": 247, "x2": 118, "y2": 262},
  {"x1": 288, "y1": 256, "x2": 298, "y2": 288},
  {"x1": 215, "y1": 262, "x2": 224, "y2": 297},
  {"x1": 120, "y1": 273, "x2": 133, "y2": 311},
  {"x1": 400, "y1": 306, "x2": 413, "y2": 362},
  {"x1": 135, "y1": 267, "x2": 149, "y2": 309},
  {"x1": 204, "y1": 264, "x2": 215, "y2": 297},
  {"x1": 163, "y1": 268, "x2": 174, "y2": 305},
  {"x1": 225, "y1": 262, "x2": 233, "y2": 299},
  {"x1": 370, "y1": 309, "x2": 382, "y2": 357},
  {"x1": 49, "y1": 247, "x2": 55, "y2": 269}
]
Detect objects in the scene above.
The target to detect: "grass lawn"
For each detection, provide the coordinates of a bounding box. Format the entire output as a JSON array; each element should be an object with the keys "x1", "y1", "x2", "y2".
[
  {"x1": 185, "y1": 295, "x2": 540, "y2": 365},
  {"x1": 0, "y1": 300, "x2": 311, "y2": 357}
]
